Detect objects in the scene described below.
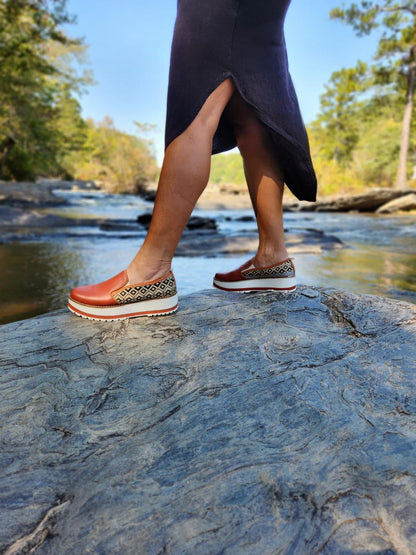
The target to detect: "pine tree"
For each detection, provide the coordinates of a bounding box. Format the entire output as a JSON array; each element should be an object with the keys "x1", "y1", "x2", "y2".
[{"x1": 331, "y1": 1, "x2": 416, "y2": 190}]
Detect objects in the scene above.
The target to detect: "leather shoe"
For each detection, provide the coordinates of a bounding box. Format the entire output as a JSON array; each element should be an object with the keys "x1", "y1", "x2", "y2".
[
  {"x1": 213, "y1": 258, "x2": 296, "y2": 292},
  {"x1": 68, "y1": 270, "x2": 178, "y2": 320}
]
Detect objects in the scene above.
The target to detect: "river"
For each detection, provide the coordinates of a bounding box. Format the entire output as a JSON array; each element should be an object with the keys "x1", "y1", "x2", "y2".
[{"x1": 1, "y1": 190, "x2": 415, "y2": 325}]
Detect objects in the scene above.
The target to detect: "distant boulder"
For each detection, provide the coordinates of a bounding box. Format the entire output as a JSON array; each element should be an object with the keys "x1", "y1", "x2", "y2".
[
  {"x1": 186, "y1": 216, "x2": 217, "y2": 230},
  {"x1": 376, "y1": 193, "x2": 416, "y2": 214},
  {"x1": 137, "y1": 213, "x2": 153, "y2": 227},
  {"x1": 137, "y1": 213, "x2": 217, "y2": 231},
  {"x1": 0, "y1": 181, "x2": 66, "y2": 207}
]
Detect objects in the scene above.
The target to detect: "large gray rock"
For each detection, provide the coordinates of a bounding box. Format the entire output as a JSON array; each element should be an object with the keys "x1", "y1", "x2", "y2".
[{"x1": 1, "y1": 288, "x2": 416, "y2": 554}]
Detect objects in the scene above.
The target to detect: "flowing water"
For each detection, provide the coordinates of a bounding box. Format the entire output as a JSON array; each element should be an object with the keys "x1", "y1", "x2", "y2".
[{"x1": 1, "y1": 190, "x2": 415, "y2": 325}]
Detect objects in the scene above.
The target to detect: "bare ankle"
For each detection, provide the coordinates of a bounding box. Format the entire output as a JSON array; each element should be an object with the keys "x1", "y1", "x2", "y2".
[
  {"x1": 127, "y1": 259, "x2": 172, "y2": 284},
  {"x1": 253, "y1": 250, "x2": 289, "y2": 268}
]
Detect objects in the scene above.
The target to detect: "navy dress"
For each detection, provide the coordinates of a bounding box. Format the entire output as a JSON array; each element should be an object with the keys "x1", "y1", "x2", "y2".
[{"x1": 165, "y1": 0, "x2": 317, "y2": 202}]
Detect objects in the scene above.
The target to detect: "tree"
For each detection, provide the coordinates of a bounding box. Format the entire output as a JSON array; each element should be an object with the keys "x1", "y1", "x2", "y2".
[
  {"x1": 72, "y1": 117, "x2": 159, "y2": 193},
  {"x1": 331, "y1": 1, "x2": 416, "y2": 190},
  {"x1": 0, "y1": 0, "x2": 89, "y2": 179},
  {"x1": 310, "y1": 62, "x2": 369, "y2": 166},
  {"x1": 210, "y1": 153, "x2": 245, "y2": 185}
]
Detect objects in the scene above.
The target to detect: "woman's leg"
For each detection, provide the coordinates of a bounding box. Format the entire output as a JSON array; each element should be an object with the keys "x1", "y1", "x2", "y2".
[
  {"x1": 127, "y1": 78, "x2": 235, "y2": 284},
  {"x1": 225, "y1": 93, "x2": 289, "y2": 267}
]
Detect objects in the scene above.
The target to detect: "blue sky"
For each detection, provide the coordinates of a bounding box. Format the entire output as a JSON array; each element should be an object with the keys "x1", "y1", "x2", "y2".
[{"x1": 66, "y1": 0, "x2": 378, "y2": 163}]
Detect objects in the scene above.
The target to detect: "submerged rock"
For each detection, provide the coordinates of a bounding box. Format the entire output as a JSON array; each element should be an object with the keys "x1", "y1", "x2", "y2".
[
  {"x1": 137, "y1": 212, "x2": 153, "y2": 227},
  {"x1": 137, "y1": 213, "x2": 218, "y2": 231},
  {"x1": 186, "y1": 216, "x2": 217, "y2": 230},
  {"x1": 175, "y1": 228, "x2": 344, "y2": 256},
  {"x1": 0, "y1": 288, "x2": 415, "y2": 553}
]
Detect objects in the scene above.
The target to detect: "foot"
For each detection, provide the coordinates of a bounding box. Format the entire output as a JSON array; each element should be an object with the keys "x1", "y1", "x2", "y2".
[
  {"x1": 68, "y1": 270, "x2": 178, "y2": 321},
  {"x1": 213, "y1": 258, "x2": 296, "y2": 292}
]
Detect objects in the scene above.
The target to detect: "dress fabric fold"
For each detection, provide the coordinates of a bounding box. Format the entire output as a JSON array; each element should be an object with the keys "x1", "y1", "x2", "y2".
[{"x1": 165, "y1": 0, "x2": 317, "y2": 201}]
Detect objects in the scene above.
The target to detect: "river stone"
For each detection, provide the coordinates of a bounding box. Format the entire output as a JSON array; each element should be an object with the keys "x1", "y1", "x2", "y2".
[
  {"x1": 1, "y1": 288, "x2": 415, "y2": 554},
  {"x1": 137, "y1": 213, "x2": 218, "y2": 231},
  {"x1": 376, "y1": 193, "x2": 416, "y2": 214}
]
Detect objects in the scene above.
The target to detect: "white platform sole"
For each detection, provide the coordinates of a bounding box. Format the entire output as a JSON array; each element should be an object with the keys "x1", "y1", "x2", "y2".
[
  {"x1": 68, "y1": 294, "x2": 178, "y2": 321},
  {"x1": 213, "y1": 277, "x2": 296, "y2": 292}
]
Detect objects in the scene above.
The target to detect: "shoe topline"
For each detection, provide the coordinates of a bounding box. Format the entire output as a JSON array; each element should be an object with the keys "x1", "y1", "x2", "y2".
[
  {"x1": 68, "y1": 270, "x2": 178, "y2": 321},
  {"x1": 213, "y1": 258, "x2": 296, "y2": 292}
]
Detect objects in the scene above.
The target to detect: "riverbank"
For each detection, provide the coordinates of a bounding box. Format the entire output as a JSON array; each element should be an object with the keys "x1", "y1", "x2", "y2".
[{"x1": 1, "y1": 287, "x2": 415, "y2": 553}]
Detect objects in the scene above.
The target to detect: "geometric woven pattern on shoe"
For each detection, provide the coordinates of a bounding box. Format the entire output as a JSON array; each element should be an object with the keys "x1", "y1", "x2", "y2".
[
  {"x1": 242, "y1": 259, "x2": 295, "y2": 279},
  {"x1": 113, "y1": 275, "x2": 177, "y2": 304}
]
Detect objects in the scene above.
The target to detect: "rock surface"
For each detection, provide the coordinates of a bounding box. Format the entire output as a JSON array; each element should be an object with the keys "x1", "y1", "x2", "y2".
[
  {"x1": 0, "y1": 181, "x2": 66, "y2": 207},
  {"x1": 1, "y1": 288, "x2": 416, "y2": 554},
  {"x1": 0, "y1": 206, "x2": 107, "y2": 229},
  {"x1": 0, "y1": 180, "x2": 99, "y2": 208}
]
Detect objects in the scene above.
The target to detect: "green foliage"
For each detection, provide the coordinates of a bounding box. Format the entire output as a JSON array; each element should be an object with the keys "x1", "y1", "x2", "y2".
[
  {"x1": 312, "y1": 62, "x2": 370, "y2": 166},
  {"x1": 210, "y1": 152, "x2": 245, "y2": 184},
  {"x1": 351, "y1": 118, "x2": 402, "y2": 186},
  {"x1": 0, "y1": 0, "x2": 89, "y2": 179},
  {"x1": 71, "y1": 118, "x2": 159, "y2": 194},
  {"x1": 0, "y1": 0, "x2": 158, "y2": 191},
  {"x1": 308, "y1": 127, "x2": 362, "y2": 195}
]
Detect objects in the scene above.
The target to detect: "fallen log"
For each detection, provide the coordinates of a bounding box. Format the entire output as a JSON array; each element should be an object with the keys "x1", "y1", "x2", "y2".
[{"x1": 284, "y1": 188, "x2": 414, "y2": 213}]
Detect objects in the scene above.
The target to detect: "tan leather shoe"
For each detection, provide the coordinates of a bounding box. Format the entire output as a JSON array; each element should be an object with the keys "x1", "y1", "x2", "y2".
[
  {"x1": 213, "y1": 258, "x2": 296, "y2": 292},
  {"x1": 68, "y1": 270, "x2": 178, "y2": 320}
]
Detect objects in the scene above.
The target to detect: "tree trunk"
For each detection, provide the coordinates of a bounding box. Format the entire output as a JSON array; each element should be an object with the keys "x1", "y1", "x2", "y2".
[
  {"x1": 396, "y1": 63, "x2": 415, "y2": 190},
  {"x1": 0, "y1": 136, "x2": 16, "y2": 179}
]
